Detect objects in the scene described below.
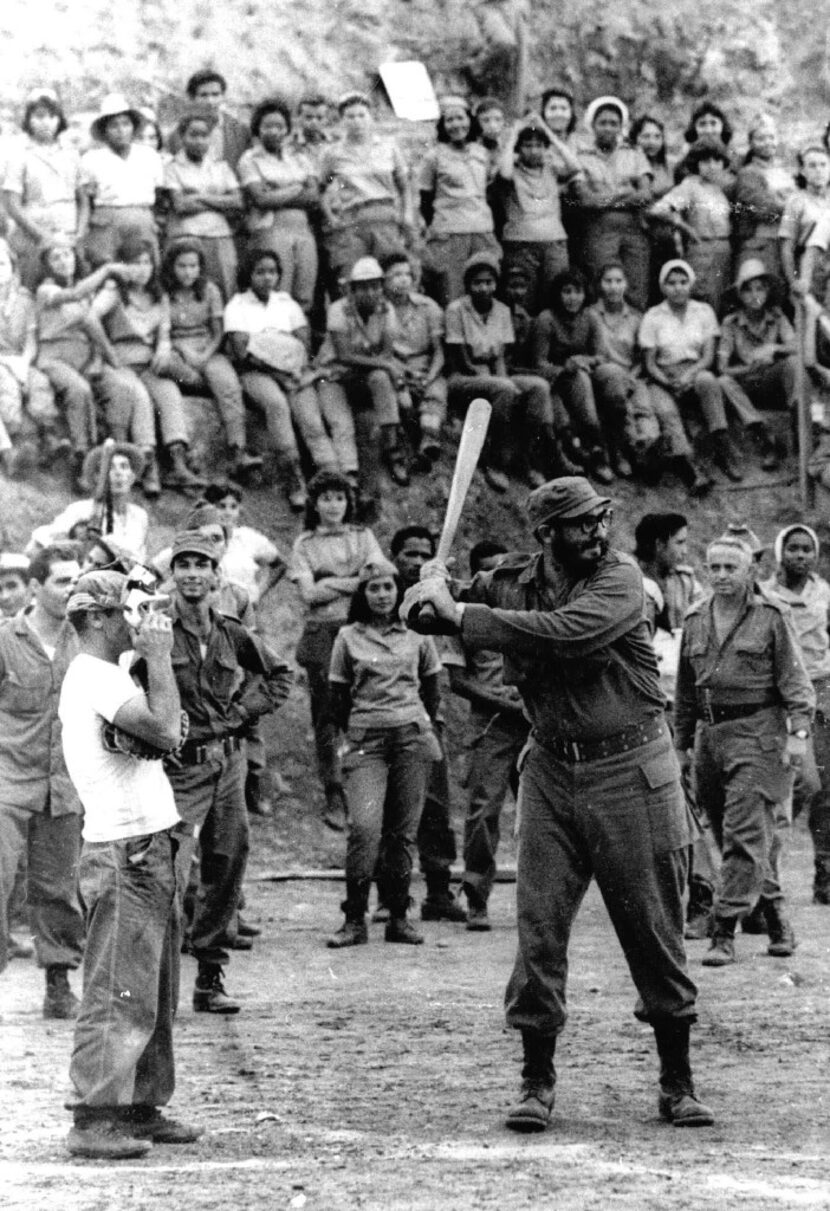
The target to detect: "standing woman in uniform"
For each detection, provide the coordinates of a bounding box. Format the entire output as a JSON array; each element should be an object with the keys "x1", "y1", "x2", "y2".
[
  {"x1": 326, "y1": 557, "x2": 442, "y2": 949},
  {"x1": 418, "y1": 96, "x2": 499, "y2": 307},
  {"x1": 733, "y1": 113, "x2": 795, "y2": 282},
  {"x1": 290, "y1": 470, "x2": 383, "y2": 831},
  {"x1": 780, "y1": 145, "x2": 830, "y2": 299}
]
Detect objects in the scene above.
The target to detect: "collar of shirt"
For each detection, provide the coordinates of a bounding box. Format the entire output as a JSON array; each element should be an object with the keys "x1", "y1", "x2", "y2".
[{"x1": 356, "y1": 619, "x2": 407, "y2": 636}]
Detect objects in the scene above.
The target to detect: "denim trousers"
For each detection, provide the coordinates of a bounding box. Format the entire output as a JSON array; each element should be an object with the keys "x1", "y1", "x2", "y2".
[
  {"x1": 69, "y1": 827, "x2": 179, "y2": 1113},
  {"x1": 168, "y1": 749, "x2": 249, "y2": 967},
  {"x1": 344, "y1": 723, "x2": 434, "y2": 912},
  {"x1": 505, "y1": 730, "x2": 697, "y2": 1037},
  {"x1": 0, "y1": 803, "x2": 84, "y2": 973}
]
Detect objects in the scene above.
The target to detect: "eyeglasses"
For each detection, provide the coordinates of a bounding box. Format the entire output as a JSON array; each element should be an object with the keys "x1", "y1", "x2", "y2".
[{"x1": 572, "y1": 508, "x2": 613, "y2": 534}]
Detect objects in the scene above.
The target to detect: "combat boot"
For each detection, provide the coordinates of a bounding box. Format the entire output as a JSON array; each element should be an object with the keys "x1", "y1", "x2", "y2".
[
  {"x1": 163, "y1": 441, "x2": 206, "y2": 493},
  {"x1": 505, "y1": 1030, "x2": 557, "y2": 1132},
  {"x1": 141, "y1": 448, "x2": 162, "y2": 499},
  {"x1": 701, "y1": 916, "x2": 736, "y2": 966},
  {"x1": 740, "y1": 899, "x2": 768, "y2": 934},
  {"x1": 654, "y1": 1019, "x2": 714, "y2": 1127},
  {"x1": 422, "y1": 874, "x2": 467, "y2": 922},
  {"x1": 43, "y1": 965, "x2": 79, "y2": 1019},
  {"x1": 193, "y1": 963, "x2": 240, "y2": 1014},
  {"x1": 763, "y1": 899, "x2": 797, "y2": 957},
  {"x1": 709, "y1": 429, "x2": 743, "y2": 482},
  {"x1": 813, "y1": 856, "x2": 830, "y2": 905},
  {"x1": 384, "y1": 916, "x2": 424, "y2": 945},
  {"x1": 327, "y1": 879, "x2": 369, "y2": 948}
]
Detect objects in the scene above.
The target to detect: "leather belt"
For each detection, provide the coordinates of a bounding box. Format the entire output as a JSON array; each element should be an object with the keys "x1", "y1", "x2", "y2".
[
  {"x1": 541, "y1": 716, "x2": 665, "y2": 764},
  {"x1": 700, "y1": 700, "x2": 776, "y2": 725},
  {"x1": 175, "y1": 734, "x2": 244, "y2": 766}
]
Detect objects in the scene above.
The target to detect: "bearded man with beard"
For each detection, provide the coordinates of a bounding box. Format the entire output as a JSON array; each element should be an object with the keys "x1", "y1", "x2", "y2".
[{"x1": 401, "y1": 477, "x2": 712, "y2": 1133}]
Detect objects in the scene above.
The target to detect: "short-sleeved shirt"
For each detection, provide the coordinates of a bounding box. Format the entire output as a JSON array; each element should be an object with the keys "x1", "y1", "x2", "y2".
[
  {"x1": 0, "y1": 287, "x2": 35, "y2": 356},
  {"x1": 224, "y1": 289, "x2": 306, "y2": 336},
  {"x1": 500, "y1": 161, "x2": 570, "y2": 243},
  {"x1": 444, "y1": 296, "x2": 514, "y2": 366},
  {"x1": 59, "y1": 652, "x2": 179, "y2": 842},
  {"x1": 164, "y1": 151, "x2": 238, "y2": 239},
  {"x1": 577, "y1": 143, "x2": 652, "y2": 198},
  {"x1": 651, "y1": 176, "x2": 731, "y2": 240},
  {"x1": 321, "y1": 135, "x2": 407, "y2": 219},
  {"x1": 638, "y1": 299, "x2": 719, "y2": 367},
  {"x1": 418, "y1": 143, "x2": 493, "y2": 235},
  {"x1": 223, "y1": 525, "x2": 283, "y2": 605},
  {"x1": 236, "y1": 143, "x2": 316, "y2": 231},
  {"x1": 589, "y1": 300, "x2": 642, "y2": 371},
  {"x1": 3, "y1": 138, "x2": 81, "y2": 234},
  {"x1": 326, "y1": 296, "x2": 399, "y2": 356},
  {"x1": 391, "y1": 291, "x2": 444, "y2": 372},
  {"x1": 168, "y1": 280, "x2": 224, "y2": 346},
  {"x1": 81, "y1": 143, "x2": 164, "y2": 207},
  {"x1": 762, "y1": 573, "x2": 830, "y2": 682},
  {"x1": 718, "y1": 308, "x2": 795, "y2": 372},
  {"x1": 36, "y1": 282, "x2": 94, "y2": 346},
  {"x1": 329, "y1": 619, "x2": 441, "y2": 730},
  {"x1": 29, "y1": 498, "x2": 149, "y2": 563},
  {"x1": 99, "y1": 288, "x2": 168, "y2": 365},
  {"x1": 532, "y1": 308, "x2": 605, "y2": 366},
  {"x1": 290, "y1": 526, "x2": 384, "y2": 622}
]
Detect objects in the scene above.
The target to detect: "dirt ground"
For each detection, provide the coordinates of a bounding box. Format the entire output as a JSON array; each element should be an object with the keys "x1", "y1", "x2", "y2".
[{"x1": 1, "y1": 821, "x2": 829, "y2": 1211}]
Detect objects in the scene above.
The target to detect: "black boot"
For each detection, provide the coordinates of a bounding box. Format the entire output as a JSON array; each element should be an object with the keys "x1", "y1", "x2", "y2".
[
  {"x1": 654, "y1": 1019, "x2": 714, "y2": 1127},
  {"x1": 672, "y1": 455, "x2": 712, "y2": 497},
  {"x1": 421, "y1": 873, "x2": 466, "y2": 922},
  {"x1": 814, "y1": 856, "x2": 830, "y2": 905},
  {"x1": 740, "y1": 898, "x2": 768, "y2": 934},
  {"x1": 762, "y1": 898, "x2": 797, "y2": 957},
  {"x1": 385, "y1": 891, "x2": 424, "y2": 944},
  {"x1": 684, "y1": 877, "x2": 714, "y2": 940},
  {"x1": 43, "y1": 965, "x2": 79, "y2": 1019},
  {"x1": 709, "y1": 429, "x2": 743, "y2": 482},
  {"x1": 327, "y1": 879, "x2": 369, "y2": 948},
  {"x1": 163, "y1": 441, "x2": 207, "y2": 492},
  {"x1": 505, "y1": 1030, "x2": 557, "y2": 1132},
  {"x1": 193, "y1": 962, "x2": 240, "y2": 1014},
  {"x1": 702, "y1": 915, "x2": 737, "y2": 966}
]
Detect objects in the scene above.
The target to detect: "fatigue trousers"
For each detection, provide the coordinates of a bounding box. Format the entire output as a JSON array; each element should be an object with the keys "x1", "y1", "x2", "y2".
[
  {"x1": 793, "y1": 678, "x2": 830, "y2": 884},
  {"x1": 694, "y1": 707, "x2": 794, "y2": 919},
  {"x1": 462, "y1": 710, "x2": 526, "y2": 903},
  {"x1": 168, "y1": 748, "x2": 249, "y2": 968},
  {"x1": 69, "y1": 827, "x2": 178, "y2": 1113},
  {"x1": 505, "y1": 730, "x2": 697, "y2": 1037}
]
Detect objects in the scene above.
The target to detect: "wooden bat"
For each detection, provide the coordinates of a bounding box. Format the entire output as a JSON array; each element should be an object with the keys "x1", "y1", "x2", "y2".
[{"x1": 412, "y1": 397, "x2": 492, "y2": 625}]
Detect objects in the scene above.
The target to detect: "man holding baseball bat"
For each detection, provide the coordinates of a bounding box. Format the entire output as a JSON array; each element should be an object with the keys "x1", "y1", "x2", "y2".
[{"x1": 402, "y1": 476, "x2": 713, "y2": 1132}]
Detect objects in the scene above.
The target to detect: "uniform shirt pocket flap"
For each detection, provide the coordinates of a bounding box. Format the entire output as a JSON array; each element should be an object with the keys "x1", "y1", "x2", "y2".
[{"x1": 640, "y1": 751, "x2": 679, "y2": 790}]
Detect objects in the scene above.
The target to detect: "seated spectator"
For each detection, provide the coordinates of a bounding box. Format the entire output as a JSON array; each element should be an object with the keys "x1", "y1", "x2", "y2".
[
  {"x1": 445, "y1": 250, "x2": 559, "y2": 491},
  {"x1": 0, "y1": 237, "x2": 60, "y2": 475},
  {"x1": 783, "y1": 146, "x2": 830, "y2": 299},
  {"x1": 27, "y1": 441, "x2": 149, "y2": 562},
  {"x1": 290, "y1": 470, "x2": 383, "y2": 830},
  {"x1": 326, "y1": 557, "x2": 441, "y2": 948},
  {"x1": 160, "y1": 239, "x2": 262, "y2": 481},
  {"x1": 317, "y1": 256, "x2": 409, "y2": 499},
  {"x1": 589, "y1": 261, "x2": 708, "y2": 492},
  {"x1": 237, "y1": 97, "x2": 320, "y2": 316},
  {"x1": 2, "y1": 88, "x2": 87, "y2": 290},
  {"x1": 382, "y1": 251, "x2": 446, "y2": 470},
  {"x1": 716, "y1": 259, "x2": 791, "y2": 471},
  {"x1": 649, "y1": 138, "x2": 733, "y2": 315},
  {"x1": 224, "y1": 248, "x2": 336, "y2": 511},
  {"x1": 203, "y1": 479, "x2": 287, "y2": 608},
  {"x1": 734, "y1": 113, "x2": 795, "y2": 283},
  {"x1": 0, "y1": 553, "x2": 31, "y2": 618},
  {"x1": 531, "y1": 267, "x2": 631, "y2": 482},
  {"x1": 164, "y1": 106, "x2": 243, "y2": 301},
  {"x1": 35, "y1": 241, "x2": 131, "y2": 490},
  {"x1": 87, "y1": 235, "x2": 203, "y2": 498},
  {"x1": 639, "y1": 259, "x2": 741, "y2": 482},
  {"x1": 80, "y1": 94, "x2": 164, "y2": 267},
  {"x1": 320, "y1": 93, "x2": 414, "y2": 293},
  {"x1": 418, "y1": 96, "x2": 498, "y2": 307},
  {"x1": 573, "y1": 96, "x2": 652, "y2": 309},
  {"x1": 492, "y1": 116, "x2": 581, "y2": 315},
  {"x1": 168, "y1": 69, "x2": 251, "y2": 172}
]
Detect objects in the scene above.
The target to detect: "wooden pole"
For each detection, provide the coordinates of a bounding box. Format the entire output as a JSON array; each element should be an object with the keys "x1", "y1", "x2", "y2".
[{"x1": 795, "y1": 300, "x2": 812, "y2": 510}]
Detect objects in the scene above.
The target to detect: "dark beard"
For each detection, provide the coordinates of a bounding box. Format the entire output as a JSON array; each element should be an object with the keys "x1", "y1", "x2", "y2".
[{"x1": 551, "y1": 531, "x2": 610, "y2": 574}]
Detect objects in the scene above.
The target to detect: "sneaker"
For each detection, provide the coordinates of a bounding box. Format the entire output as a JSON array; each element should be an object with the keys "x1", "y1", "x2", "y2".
[
  {"x1": 505, "y1": 1079, "x2": 555, "y2": 1133},
  {"x1": 421, "y1": 894, "x2": 467, "y2": 923},
  {"x1": 122, "y1": 1110, "x2": 202, "y2": 1144},
  {"x1": 193, "y1": 970, "x2": 240, "y2": 1014},
  {"x1": 43, "y1": 967, "x2": 79, "y2": 1019},
  {"x1": 326, "y1": 919, "x2": 368, "y2": 949},
  {"x1": 67, "y1": 1119, "x2": 153, "y2": 1160},
  {"x1": 384, "y1": 917, "x2": 424, "y2": 945},
  {"x1": 658, "y1": 1088, "x2": 715, "y2": 1127}
]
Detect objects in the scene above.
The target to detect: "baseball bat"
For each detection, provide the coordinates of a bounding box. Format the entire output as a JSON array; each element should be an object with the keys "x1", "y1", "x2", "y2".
[{"x1": 413, "y1": 397, "x2": 492, "y2": 624}]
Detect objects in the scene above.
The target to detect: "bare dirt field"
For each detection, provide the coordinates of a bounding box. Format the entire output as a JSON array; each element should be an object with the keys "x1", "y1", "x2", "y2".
[{"x1": 2, "y1": 823, "x2": 829, "y2": 1211}]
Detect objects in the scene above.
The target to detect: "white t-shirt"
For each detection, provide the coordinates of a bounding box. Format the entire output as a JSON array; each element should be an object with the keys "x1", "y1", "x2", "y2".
[
  {"x1": 59, "y1": 652, "x2": 179, "y2": 842},
  {"x1": 223, "y1": 526, "x2": 281, "y2": 604}
]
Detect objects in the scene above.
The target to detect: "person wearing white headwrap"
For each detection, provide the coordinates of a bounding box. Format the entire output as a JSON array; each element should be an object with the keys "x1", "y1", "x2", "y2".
[
  {"x1": 573, "y1": 96, "x2": 653, "y2": 309},
  {"x1": 762, "y1": 523, "x2": 830, "y2": 905},
  {"x1": 639, "y1": 259, "x2": 741, "y2": 484}
]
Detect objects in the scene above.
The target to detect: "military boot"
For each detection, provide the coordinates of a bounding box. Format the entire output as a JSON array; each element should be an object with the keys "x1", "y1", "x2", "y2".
[
  {"x1": 702, "y1": 916, "x2": 737, "y2": 967},
  {"x1": 763, "y1": 899, "x2": 797, "y2": 957},
  {"x1": 327, "y1": 879, "x2": 370, "y2": 948},
  {"x1": 505, "y1": 1030, "x2": 557, "y2": 1132},
  {"x1": 654, "y1": 1019, "x2": 715, "y2": 1127},
  {"x1": 43, "y1": 965, "x2": 79, "y2": 1019}
]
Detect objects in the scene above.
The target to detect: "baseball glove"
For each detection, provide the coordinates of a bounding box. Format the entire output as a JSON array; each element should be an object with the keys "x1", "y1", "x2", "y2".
[{"x1": 102, "y1": 711, "x2": 190, "y2": 761}]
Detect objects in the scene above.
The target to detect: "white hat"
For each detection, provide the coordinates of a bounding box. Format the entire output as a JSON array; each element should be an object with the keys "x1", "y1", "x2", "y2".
[
  {"x1": 91, "y1": 93, "x2": 142, "y2": 140},
  {"x1": 349, "y1": 257, "x2": 384, "y2": 283},
  {"x1": 584, "y1": 95, "x2": 629, "y2": 134}
]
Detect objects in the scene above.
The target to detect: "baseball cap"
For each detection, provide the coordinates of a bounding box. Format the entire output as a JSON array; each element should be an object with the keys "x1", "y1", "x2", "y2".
[
  {"x1": 526, "y1": 476, "x2": 611, "y2": 530},
  {"x1": 170, "y1": 531, "x2": 220, "y2": 565}
]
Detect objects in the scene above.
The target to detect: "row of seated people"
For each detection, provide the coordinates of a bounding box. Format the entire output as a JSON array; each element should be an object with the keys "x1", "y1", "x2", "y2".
[
  {"x1": 5, "y1": 78, "x2": 830, "y2": 338},
  {"x1": 0, "y1": 228, "x2": 819, "y2": 508}
]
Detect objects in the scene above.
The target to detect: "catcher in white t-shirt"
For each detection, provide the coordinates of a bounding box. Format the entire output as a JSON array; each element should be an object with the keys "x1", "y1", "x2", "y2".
[{"x1": 59, "y1": 568, "x2": 200, "y2": 1161}]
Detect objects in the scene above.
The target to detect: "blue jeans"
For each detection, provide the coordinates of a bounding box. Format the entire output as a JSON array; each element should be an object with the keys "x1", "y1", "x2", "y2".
[
  {"x1": 69, "y1": 827, "x2": 179, "y2": 1113},
  {"x1": 344, "y1": 723, "x2": 436, "y2": 913}
]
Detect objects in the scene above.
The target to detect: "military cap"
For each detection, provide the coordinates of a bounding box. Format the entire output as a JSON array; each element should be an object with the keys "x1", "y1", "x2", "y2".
[
  {"x1": 170, "y1": 531, "x2": 219, "y2": 566},
  {"x1": 526, "y1": 476, "x2": 611, "y2": 529}
]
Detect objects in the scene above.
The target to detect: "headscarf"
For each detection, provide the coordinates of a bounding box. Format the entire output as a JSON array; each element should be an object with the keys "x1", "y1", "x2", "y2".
[
  {"x1": 774, "y1": 523, "x2": 820, "y2": 566},
  {"x1": 658, "y1": 259, "x2": 696, "y2": 290}
]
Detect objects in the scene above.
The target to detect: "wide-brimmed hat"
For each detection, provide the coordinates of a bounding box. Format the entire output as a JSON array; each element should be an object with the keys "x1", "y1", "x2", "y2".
[
  {"x1": 349, "y1": 257, "x2": 384, "y2": 283},
  {"x1": 91, "y1": 93, "x2": 143, "y2": 140},
  {"x1": 734, "y1": 258, "x2": 771, "y2": 291},
  {"x1": 82, "y1": 442, "x2": 145, "y2": 487},
  {"x1": 526, "y1": 476, "x2": 611, "y2": 530}
]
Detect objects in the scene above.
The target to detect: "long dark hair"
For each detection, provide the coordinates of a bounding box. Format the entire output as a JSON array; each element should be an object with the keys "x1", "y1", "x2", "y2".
[
  {"x1": 629, "y1": 114, "x2": 667, "y2": 166},
  {"x1": 547, "y1": 268, "x2": 590, "y2": 315},
  {"x1": 347, "y1": 573, "x2": 404, "y2": 624},
  {"x1": 161, "y1": 239, "x2": 208, "y2": 301},
  {"x1": 684, "y1": 102, "x2": 733, "y2": 148},
  {"x1": 115, "y1": 236, "x2": 162, "y2": 303}
]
